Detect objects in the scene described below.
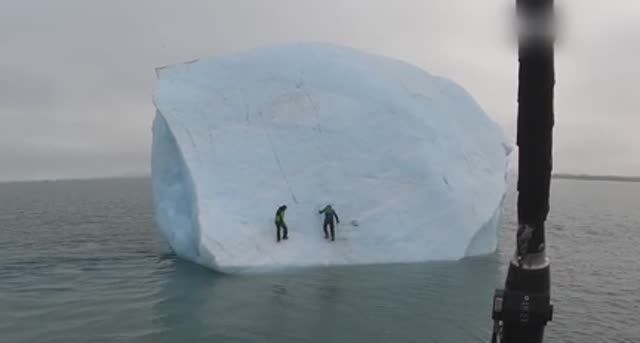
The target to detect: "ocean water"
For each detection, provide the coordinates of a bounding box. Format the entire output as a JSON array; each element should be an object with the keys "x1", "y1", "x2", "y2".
[{"x1": 0, "y1": 177, "x2": 637, "y2": 343}]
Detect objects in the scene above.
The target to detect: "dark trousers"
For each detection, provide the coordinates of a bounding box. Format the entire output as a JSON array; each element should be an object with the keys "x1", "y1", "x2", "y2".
[
  {"x1": 323, "y1": 220, "x2": 335, "y2": 240},
  {"x1": 276, "y1": 222, "x2": 288, "y2": 241}
]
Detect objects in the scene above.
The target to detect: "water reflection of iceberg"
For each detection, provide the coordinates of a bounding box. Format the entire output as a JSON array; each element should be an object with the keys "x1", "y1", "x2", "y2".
[{"x1": 150, "y1": 255, "x2": 501, "y2": 342}]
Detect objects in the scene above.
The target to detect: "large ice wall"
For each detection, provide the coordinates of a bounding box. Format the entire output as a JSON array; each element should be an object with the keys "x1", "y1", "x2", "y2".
[{"x1": 151, "y1": 43, "x2": 510, "y2": 272}]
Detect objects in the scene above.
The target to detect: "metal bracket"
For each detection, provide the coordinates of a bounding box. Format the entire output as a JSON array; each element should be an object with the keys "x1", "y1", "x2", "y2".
[{"x1": 492, "y1": 289, "x2": 553, "y2": 326}]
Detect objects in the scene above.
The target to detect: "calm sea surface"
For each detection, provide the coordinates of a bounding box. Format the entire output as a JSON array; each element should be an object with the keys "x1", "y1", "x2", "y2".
[{"x1": 0, "y1": 177, "x2": 638, "y2": 342}]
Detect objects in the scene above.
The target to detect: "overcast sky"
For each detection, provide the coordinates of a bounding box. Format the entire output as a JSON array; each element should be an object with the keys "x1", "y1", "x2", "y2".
[{"x1": 1, "y1": 0, "x2": 638, "y2": 181}]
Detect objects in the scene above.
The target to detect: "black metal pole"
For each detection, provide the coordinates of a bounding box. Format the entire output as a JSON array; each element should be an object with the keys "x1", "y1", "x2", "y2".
[{"x1": 491, "y1": 0, "x2": 555, "y2": 342}]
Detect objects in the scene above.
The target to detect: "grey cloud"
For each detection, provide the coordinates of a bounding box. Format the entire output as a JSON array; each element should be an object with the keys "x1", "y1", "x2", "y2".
[{"x1": 0, "y1": 0, "x2": 639, "y2": 181}]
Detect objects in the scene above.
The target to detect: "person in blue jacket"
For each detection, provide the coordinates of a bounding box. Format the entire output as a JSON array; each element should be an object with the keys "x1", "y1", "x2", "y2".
[{"x1": 319, "y1": 204, "x2": 340, "y2": 241}]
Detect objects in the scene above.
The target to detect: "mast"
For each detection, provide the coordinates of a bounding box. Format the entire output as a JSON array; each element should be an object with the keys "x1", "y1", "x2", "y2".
[{"x1": 491, "y1": 0, "x2": 555, "y2": 342}]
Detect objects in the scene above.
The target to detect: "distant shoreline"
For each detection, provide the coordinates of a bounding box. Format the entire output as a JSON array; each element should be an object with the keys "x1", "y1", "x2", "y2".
[
  {"x1": 552, "y1": 174, "x2": 640, "y2": 183},
  {"x1": 0, "y1": 175, "x2": 149, "y2": 185},
  {"x1": 2, "y1": 173, "x2": 640, "y2": 184}
]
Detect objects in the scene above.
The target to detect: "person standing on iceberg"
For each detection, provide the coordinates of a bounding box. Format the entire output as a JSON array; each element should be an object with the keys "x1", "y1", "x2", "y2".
[
  {"x1": 275, "y1": 205, "x2": 288, "y2": 242},
  {"x1": 319, "y1": 204, "x2": 340, "y2": 241}
]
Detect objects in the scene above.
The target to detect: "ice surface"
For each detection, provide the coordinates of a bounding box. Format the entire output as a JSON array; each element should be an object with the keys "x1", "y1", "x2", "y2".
[{"x1": 151, "y1": 43, "x2": 510, "y2": 273}]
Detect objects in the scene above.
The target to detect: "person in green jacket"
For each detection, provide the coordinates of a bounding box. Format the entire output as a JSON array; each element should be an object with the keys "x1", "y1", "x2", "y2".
[
  {"x1": 319, "y1": 204, "x2": 340, "y2": 241},
  {"x1": 275, "y1": 205, "x2": 288, "y2": 242}
]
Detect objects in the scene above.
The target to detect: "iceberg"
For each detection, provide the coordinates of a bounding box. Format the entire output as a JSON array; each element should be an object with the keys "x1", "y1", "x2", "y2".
[{"x1": 151, "y1": 43, "x2": 510, "y2": 273}]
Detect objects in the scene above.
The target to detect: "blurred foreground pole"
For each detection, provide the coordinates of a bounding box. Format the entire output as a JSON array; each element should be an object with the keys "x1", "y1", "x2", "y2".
[{"x1": 491, "y1": 0, "x2": 555, "y2": 342}]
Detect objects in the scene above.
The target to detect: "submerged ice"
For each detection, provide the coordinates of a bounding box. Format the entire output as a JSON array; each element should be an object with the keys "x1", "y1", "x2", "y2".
[{"x1": 151, "y1": 43, "x2": 509, "y2": 272}]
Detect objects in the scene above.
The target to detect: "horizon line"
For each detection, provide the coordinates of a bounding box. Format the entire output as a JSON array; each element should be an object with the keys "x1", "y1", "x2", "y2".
[{"x1": 2, "y1": 172, "x2": 640, "y2": 184}]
